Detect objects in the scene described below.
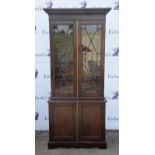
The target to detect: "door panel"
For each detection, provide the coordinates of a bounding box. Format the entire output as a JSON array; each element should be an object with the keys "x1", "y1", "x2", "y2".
[
  {"x1": 78, "y1": 21, "x2": 105, "y2": 97},
  {"x1": 50, "y1": 21, "x2": 77, "y2": 97},
  {"x1": 78, "y1": 101, "x2": 105, "y2": 141},
  {"x1": 49, "y1": 102, "x2": 76, "y2": 141}
]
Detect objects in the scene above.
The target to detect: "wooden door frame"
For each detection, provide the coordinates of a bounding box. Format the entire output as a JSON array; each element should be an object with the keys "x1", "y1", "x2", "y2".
[
  {"x1": 78, "y1": 20, "x2": 105, "y2": 97},
  {"x1": 49, "y1": 20, "x2": 77, "y2": 97}
]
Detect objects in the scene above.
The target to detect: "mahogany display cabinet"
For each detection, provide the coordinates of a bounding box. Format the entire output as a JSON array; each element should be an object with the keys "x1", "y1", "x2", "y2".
[{"x1": 44, "y1": 8, "x2": 111, "y2": 148}]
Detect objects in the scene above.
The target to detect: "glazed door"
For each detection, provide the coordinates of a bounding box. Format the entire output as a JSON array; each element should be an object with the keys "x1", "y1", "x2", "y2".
[
  {"x1": 51, "y1": 20, "x2": 104, "y2": 97},
  {"x1": 50, "y1": 21, "x2": 77, "y2": 97},
  {"x1": 78, "y1": 21, "x2": 105, "y2": 97}
]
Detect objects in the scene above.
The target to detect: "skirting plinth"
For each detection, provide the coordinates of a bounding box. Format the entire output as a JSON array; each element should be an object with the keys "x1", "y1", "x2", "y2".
[{"x1": 48, "y1": 141, "x2": 107, "y2": 149}]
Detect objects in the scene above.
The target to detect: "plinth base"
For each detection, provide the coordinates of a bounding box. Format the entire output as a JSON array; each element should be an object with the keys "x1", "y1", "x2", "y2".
[{"x1": 48, "y1": 141, "x2": 107, "y2": 149}]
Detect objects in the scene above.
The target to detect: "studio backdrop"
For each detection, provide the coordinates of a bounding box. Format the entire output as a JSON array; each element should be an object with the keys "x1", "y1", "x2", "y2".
[{"x1": 35, "y1": 0, "x2": 119, "y2": 130}]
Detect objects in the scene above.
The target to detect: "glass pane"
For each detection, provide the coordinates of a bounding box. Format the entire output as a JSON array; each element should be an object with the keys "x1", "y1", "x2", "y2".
[
  {"x1": 81, "y1": 24, "x2": 102, "y2": 94},
  {"x1": 53, "y1": 24, "x2": 74, "y2": 95}
]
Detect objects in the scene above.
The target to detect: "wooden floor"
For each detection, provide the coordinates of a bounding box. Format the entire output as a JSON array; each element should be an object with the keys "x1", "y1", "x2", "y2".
[{"x1": 35, "y1": 130, "x2": 119, "y2": 155}]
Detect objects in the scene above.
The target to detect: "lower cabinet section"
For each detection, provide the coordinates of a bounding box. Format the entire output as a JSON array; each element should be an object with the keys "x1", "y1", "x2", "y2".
[{"x1": 48, "y1": 99, "x2": 106, "y2": 148}]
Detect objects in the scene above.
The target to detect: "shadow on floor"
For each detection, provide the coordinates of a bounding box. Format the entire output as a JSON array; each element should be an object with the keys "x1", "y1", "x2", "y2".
[{"x1": 35, "y1": 130, "x2": 119, "y2": 155}]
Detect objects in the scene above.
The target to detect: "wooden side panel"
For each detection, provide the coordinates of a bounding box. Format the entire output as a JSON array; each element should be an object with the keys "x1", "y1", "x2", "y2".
[
  {"x1": 49, "y1": 102, "x2": 76, "y2": 141},
  {"x1": 78, "y1": 101, "x2": 105, "y2": 141}
]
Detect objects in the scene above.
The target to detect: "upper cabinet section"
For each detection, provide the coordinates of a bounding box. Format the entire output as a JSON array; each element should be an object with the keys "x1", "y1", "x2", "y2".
[{"x1": 45, "y1": 9, "x2": 111, "y2": 98}]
